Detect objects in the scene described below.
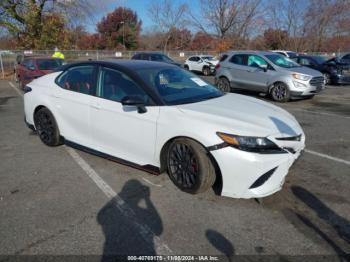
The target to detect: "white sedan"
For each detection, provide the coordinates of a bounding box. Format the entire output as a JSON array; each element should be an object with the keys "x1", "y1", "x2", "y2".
[{"x1": 23, "y1": 60, "x2": 305, "y2": 199}]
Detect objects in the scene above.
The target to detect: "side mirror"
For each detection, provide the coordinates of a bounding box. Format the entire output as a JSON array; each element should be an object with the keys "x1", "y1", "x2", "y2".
[
  {"x1": 259, "y1": 64, "x2": 268, "y2": 72},
  {"x1": 121, "y1": 95, "x2": 147, "y2": 114}
]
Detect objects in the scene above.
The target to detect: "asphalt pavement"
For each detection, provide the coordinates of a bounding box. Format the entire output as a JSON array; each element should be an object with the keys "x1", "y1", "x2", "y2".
[{"x1": 0, "y1": 79, "x2": 349, "y2": 260}]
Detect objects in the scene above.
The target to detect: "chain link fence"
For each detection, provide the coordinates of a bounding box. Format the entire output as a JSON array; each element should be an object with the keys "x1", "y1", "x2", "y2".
[{"x1": 0, "y1": 50, "x2": 348, "y2": 79}]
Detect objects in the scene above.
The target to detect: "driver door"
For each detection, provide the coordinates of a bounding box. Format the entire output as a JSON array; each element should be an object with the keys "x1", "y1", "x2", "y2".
[{"x1": 90, "y1": 66, "x2": 160, "y2": 166}]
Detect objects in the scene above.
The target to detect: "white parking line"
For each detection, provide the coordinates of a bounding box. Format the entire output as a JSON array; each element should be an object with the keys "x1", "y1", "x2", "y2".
[
  {"x1": 305, "y1": 149, "x2": 350, "y2": 166},
  {"x1": 142, "y1": 178, "x2": 163, "y2": 187},
  {"x1": 9, "y1": 81, "x2": 23, "y2": 97},
  {"x1": 65, "y1": 146, "x2": 172, "y2": 254},
  {"x1": 290, "y1": 108, "x2": 350, "y2": 120}
]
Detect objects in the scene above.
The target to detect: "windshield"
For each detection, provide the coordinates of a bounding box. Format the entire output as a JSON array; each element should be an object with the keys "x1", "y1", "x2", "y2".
[
  {"x1": 136, "y1": 67, "x2": 223, "y2": 105},
  {"x1": 152, "y1": 54, "x2": 174, "y2": 63},
  {"x1": 37, "y1": 59, "x2": 63, "y2": 70},
  {"x1": 312, "y1": 56, "x2": 327, "y2": 64},
  {"x1": 265, "y1": 54, "x2": 301, "y2": 68},
  {"x1": 201, "y1": 56, "x2": 215, "y2": 61}
]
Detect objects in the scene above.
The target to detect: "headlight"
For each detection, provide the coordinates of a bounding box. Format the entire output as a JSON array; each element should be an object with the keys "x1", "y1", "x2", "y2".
[
  {"x1": 216, "y1": 132, "x2": 286, "y2": 153},
  {"x1": 292, "y1": 74, "x2": 311, "y2": 81}
]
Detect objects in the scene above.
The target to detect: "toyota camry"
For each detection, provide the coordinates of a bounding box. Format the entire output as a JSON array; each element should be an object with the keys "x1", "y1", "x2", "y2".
[{"x1": 23, "y1": 60, "x2": 305, "y2": 199}]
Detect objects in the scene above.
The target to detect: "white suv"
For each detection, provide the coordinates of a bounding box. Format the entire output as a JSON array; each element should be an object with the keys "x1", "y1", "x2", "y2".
[{"x1": 184, "y1": 55, "x2": 219, "y2": 76}]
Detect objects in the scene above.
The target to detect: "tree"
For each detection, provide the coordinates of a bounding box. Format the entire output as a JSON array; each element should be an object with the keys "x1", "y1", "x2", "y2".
[
  {"x1": 263, "y1": 28, "x2": 289, "y2": 50},
  {"x1": 191, "y1": 32, "x2": 216, "y2": 51},
  {"x1": 188, "y1": 0, "x2": 262, "y2": 40},
  {"x1": 167, "y1": 27, "x2": 192, "y2": 50},
  {"x1": 97, "y1": 7, "x2": 142, "y2": 50},
  {"x1": 0, "y1": 0, "x2": 94, "y2": 49},
  {"x1": 148, "y1": 0, "x2": 188, "y2": 51}
]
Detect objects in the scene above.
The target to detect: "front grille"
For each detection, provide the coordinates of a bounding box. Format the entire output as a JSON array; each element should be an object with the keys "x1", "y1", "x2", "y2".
[{"x1": 310, "y1": 76, "x2": 324, "y2": 87}]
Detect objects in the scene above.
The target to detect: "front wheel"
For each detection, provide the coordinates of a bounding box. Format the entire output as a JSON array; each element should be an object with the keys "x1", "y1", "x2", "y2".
[
  {"x1": 166, "y1": 138, "x2": 216, "y2": 194},
  {"x1": 34, "y1": 108, "x2": 63, "y2": 146},
  {"x1": 217, "y1": 77, "x2": 231, "y2": 92},
  {"x1": 271, "y1": 82, "x2": 290, "y2": 102}
]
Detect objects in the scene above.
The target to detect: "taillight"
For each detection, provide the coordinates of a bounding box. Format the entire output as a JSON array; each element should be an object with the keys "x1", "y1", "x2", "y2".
[
  {"x1": 23, "y1": 86, "x2": 32, "y2": 94},
  {"x1": 215, "y1": 64, "x2": 221, "y2": 70}
]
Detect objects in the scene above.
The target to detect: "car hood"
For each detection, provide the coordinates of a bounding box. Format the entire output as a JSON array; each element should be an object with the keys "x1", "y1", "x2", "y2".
[
  {"x1": 176, "y1": 93, "x2": 302, "y2": 137},
  {"x1": 205, "y1": 60, "x2": 219, "y2": 66},
  {"x1": 279, "y1": 66, "x2": 323, "y2": 77}
]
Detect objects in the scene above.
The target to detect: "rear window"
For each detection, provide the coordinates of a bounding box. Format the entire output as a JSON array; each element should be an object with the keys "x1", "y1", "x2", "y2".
[
  {"x1": 37, "y1": 59, "x2": 63, "y2": 70},
  {"x1": 219, "y1": 54, "x2": 228, "y2": 62}
]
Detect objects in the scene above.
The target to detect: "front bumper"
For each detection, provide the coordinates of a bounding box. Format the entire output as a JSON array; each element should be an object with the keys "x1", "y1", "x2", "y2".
[
  {"x1": 210, "y1": 137, "x2": 304, "y2": 199},
  {"x1": 331, "y1": 74, "x2": 350, "y2": 84},
  {"x1": 288, "y1": 77, "x2": 325, "y2": 97}
]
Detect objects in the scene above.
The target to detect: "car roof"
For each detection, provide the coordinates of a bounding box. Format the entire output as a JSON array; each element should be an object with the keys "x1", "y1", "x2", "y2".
[
  {"x1": 224, "y1": 50, "x2": 277, "y2": 56},
  {"x1": 57, "y1": 59, "x2": 177, "y2": 71},
  {"x1": 134, "y1": 52, "x2": 166, "y2": 55}
]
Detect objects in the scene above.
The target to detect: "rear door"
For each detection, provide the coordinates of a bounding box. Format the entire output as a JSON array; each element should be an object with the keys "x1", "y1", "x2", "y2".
[
  {"x1": 53, "y1": 65, "x2": 97, "y2": 147},
  {"x1": 227, "y1": 54, "x2": 252, "y2": 89}
]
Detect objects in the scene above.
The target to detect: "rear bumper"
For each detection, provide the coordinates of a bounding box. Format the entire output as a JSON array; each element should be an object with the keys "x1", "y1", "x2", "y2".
[{"x1": 210, "y1": 144, "x2": 304, "y2": 199}]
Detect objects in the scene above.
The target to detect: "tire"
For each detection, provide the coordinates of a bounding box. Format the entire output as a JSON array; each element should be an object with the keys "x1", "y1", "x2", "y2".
[
  {"x1": 166, "y1": 138, "x2": 216, "y2": 194},
  {"x1": 34, "y1": 108, "x2": 62, "y2": 146},
  {"x1": 323, "y1": 73, "x2": 331, "y2": 85},
  {"x1": 184, "y1": 65, "x2": 189, "y2": 70},
  {"x1": 202, "y1": 67, "x2": 210, "y2": 76},
  {"x1": 271, "y1": 82, "x2": 290, "y2": 102},
  {"x1": 217, "y1": 77, "x2": 231, "y2": 92}
]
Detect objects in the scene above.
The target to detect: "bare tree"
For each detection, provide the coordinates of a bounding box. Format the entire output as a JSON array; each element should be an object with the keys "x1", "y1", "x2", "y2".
[
  {"x1": 147, "y1": 0, "x2": 188, "y2": 51},
  {"x1": 188, "y1": 0, "x2": 261, "y2": 40}
]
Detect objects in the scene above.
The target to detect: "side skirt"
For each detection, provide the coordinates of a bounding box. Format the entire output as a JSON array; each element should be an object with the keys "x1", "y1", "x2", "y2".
[{"x1": 65, "y1": 140, "x2": 160, "y2": 175}]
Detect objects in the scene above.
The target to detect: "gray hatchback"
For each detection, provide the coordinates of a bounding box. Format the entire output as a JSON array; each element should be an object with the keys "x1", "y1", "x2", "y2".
[{"x1": 215, "y1": 51, "x2": 325, "y2": 102}]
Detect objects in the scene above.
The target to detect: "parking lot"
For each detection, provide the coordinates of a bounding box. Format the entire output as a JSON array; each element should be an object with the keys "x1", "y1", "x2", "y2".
[{"x1": 0, "y1": 77, "x2": 349, "y2": 259}]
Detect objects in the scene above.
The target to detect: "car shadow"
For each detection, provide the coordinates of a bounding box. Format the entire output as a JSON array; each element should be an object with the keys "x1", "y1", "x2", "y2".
[
  {"x1": 291, "y1": 186, "x2": 350, "y2": 245},
  {"x1": 206, "y1": 229, "x2": 234, "y2": 260},
  {"x1": 97, "y1": 179, "x2": 163, "y2": 260}
]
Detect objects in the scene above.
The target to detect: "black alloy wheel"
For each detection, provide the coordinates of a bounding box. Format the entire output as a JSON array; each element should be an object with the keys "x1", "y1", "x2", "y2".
[
  {"x1": 166, "y1": 138, "x2": 216, "y2": 194},
  {"x1": 34, "y1": 108, "x2": 62, "y2": 146},
  {"x1": 271, "y1": 82, "x2": 290, "y2": 102}
]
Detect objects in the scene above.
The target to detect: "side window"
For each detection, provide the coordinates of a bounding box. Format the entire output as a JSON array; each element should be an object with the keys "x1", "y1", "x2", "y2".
[
  {"x1": 133, "y1": 54, "x2": 140, "y2": 59},
  {"x1": 99, "y1": 67, "x2": 150, "y2": 104},
  {"x1": 26, "y1": 60, "x2": 35, "y2": 70},
  {"x1": 21, "y1": 59, "x2": 29, "y2": 67},
  {"x1": 247, "y1": 55, "x2": 267, "y2": 68},
  {"x1": 189, "y1": 56, "x2": 198, "y2": 62},
  {"x1": 343, "y1": 54, "x2": 350, "y2": 59},
  {"x1": 56, "y1": 65, "x2": 95, "y2": 95},
  {"x1": 299, "y1": 58, "x2": 311, "y2": 66},
  {"x1": 229, "y1": 55, "x2": 247, "y2": 66}
]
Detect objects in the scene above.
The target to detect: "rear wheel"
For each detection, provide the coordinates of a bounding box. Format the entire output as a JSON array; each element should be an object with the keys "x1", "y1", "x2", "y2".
[
  {"x1": 34, "y1": 108, "x2": 62, "y2": 146},
  {"x1": 166, "y1": 138, "x2": 216, "y2": 194},
  {"x1": 184, "y1": 65, "x2": 189, "y2": 70},
  {"x1": 271, "y1": 82, "x2": 290, "y2": 102},
  {"x1": 202, "y1": 66, "x2": 210, "y2": 76},
  {"x1": 217, "y1": 77, "x2": 231, "y2": 92}
]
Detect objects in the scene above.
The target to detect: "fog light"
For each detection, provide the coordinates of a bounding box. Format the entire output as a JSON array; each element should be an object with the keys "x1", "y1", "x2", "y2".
[{"x1": 293, "y1": 81, "x2": 307, "y2": 88}]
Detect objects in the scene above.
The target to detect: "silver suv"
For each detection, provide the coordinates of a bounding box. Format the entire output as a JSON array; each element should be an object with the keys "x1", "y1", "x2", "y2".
[{"x1": 215, "y1": 51, "x2": 325, "y2": 102}]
